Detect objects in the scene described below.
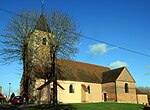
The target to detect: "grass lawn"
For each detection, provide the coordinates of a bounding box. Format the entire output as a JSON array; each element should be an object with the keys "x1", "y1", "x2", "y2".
[{"x1": 24, "y1": 102, "x2": 145, "y2": 110}]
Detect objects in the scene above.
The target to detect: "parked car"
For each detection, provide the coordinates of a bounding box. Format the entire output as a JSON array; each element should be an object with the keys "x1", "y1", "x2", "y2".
[
  {"x1": 0, "y1": 93, "x2": 5, "y2": 104},
  {"x1": 11, "y1": 96, "x2": 23, "y2": 105}
]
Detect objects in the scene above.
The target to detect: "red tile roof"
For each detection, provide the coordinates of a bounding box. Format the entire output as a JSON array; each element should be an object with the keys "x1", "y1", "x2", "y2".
[
  {"x1": 34, "y1": 59, "x2": 132, "y2": 84},
  {"x1": 81, "y1": 84, "x2": 87, "y2": 92},
  {"x1": 35, "y1": 60, "x2": 136, "y2": 90},
  {"x1": 56, "y1": 59, "x2": 110, "y2": 83},
  {"x1": 34, "y1": 59, "x2": 110, "y2": 83},
  {"x1": 102, "y1": 67, "x2": 125, "y2": 83}
]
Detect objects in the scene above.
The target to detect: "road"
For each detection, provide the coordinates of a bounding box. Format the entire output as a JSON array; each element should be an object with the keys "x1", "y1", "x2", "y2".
[{"x1": 0, "y1": 104, "x2": 27, "y2": 110}]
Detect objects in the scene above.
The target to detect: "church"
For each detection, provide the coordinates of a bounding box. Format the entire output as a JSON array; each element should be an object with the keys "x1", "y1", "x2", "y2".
[{"x1": 20, "y1": 13, "x2": 149, "y2": 105}]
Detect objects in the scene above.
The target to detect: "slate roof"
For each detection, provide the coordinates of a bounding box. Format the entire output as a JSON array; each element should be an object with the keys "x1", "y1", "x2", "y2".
[
  {"x1": 35, "y1": 14, "x2": 50, "y2": 32},
  {"x1": 101, "y1": 67, "x2": 125, "y2": 83}
]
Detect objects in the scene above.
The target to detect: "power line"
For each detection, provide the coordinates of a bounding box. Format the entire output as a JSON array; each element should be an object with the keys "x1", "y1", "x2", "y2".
[
  {"x1": 0, "y1": 8, "x2": 18, "y2": 16},
  {"x1": 66, "y1": 31, "x2": 150, "y2": 58},
  {"x1": 0, "y1": 7, "x2": 150, "y2": 58},
  {"x1": 81, "y1": 35, "x2": 150, "y2": 57}
]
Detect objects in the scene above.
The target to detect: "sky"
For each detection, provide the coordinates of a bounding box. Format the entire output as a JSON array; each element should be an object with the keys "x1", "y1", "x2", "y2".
[{"x1": 0, "y1": 0, "x2": 150, "y2": 96}]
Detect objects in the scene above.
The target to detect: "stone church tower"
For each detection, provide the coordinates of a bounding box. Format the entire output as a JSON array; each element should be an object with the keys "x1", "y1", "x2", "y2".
[
  {"x1": 20, "y1": 13, "x2": 52, "y2": 103},
  {"x1": 29, "y1": 14, "x2": 51, "y2": 66}
]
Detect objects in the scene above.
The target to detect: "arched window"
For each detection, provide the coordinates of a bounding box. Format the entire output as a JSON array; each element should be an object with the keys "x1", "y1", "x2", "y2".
[
  {"x1": 42, "y1": 38, "x2": 47, "y2": 45},
  {"x1": 125, "y1": 83, "x2": 129, "y2": 93},
  {"x1": 69, "y1": 84, "x2": 74, "y2": 93},
  {"x1": 87, "y1": 85, "x2": 91, "y2": 94}
]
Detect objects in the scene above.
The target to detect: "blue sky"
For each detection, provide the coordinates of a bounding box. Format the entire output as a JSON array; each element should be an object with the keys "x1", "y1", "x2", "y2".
[{"x1": 0, "y1": 0, "x2": 150, "y2": 96}]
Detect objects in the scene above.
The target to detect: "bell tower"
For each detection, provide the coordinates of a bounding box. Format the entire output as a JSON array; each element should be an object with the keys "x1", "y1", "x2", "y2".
[
  {"x1": 24, "y1": 0, "x2": 52, "y2": 103},
  {"x1": 29, "y1": 0, "x2": 51, "y2": 66}
]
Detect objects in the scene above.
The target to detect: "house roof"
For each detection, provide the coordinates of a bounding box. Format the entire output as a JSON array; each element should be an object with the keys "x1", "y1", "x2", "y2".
[
  {"x1": 34, "y1": 14, "x2": 50, "y2": 32},
  {"x1": 101, "y1": 67, "x2": 125, "y2": 83}
]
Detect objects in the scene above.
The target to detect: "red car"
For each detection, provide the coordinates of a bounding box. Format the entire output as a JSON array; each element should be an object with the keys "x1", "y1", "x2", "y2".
[{"x1": 12, "y1": 96, "x2": 23, "y2": 105}]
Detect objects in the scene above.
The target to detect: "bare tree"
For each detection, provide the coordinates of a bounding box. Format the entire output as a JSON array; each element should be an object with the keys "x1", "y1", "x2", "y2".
[
  {"x1": 33, "y1": 11, "x2": 80, "y2": 105},
  {"x1": 46, "y1": 11, "x2": 80, "y2": 105},
  {"x1": 0, "y1": 11, "x2": 39, "y2": 103},
  {"x1": 0, "y1": 10, "x2": 80, "y2": 105}
]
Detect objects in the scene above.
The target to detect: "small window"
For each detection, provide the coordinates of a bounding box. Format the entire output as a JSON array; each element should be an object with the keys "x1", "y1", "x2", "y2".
[
  {"x1": 69, "y1": 84, "x2": 74, "y2": 93},
  {"x1": 42, "y1": 38, "x2": 47, "y2": 45},
  {"x1": 125, "y1": 83, "x2": 129, "y2": 93},
  {"x1": 87, "y1": 85, "x2": 91, "y2": 94}
]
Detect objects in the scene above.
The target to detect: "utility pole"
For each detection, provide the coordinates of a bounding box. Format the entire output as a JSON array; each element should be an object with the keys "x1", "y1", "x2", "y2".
[{"x1": 8, "y1": 83, "x2": 11, "y2": 98}]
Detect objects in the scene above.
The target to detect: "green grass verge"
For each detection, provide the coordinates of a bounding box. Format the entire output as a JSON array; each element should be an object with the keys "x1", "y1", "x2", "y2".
[{"x1": 24, "y1": 102, "x2": 145, "y2": 110}]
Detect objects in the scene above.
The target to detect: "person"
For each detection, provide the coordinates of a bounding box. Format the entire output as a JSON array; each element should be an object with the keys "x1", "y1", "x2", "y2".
[
  {"x1": 10, "y1": 92, "x2": 15, "y2": 99},
  {"x1": 22, "y1": 92, "x2": 28, "y2": 104},
  {"x1": 9, "y1": 92, "x2": 15, "y2": 103}
]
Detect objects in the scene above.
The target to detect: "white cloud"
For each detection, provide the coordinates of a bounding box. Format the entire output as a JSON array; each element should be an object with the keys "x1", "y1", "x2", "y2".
[
  {"x1": 108, "y1": 61, "x2": 129, "y2": 69},
  {"x1": 88, "y1": 43, "x2": 109, "y2": 55}
]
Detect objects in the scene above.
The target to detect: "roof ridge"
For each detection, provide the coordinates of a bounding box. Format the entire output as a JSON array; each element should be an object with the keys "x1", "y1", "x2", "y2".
[
  {"x1": 57, "y1": 59, "x2": 110, "y2": 69},
  {"x1": 103, "y1": 66, "x2": 125, "y2": 73},
  {"x1": 111, "y1": 66, "x2": 125, "y2": 70},
  {"x1": 101, "y1": 66, "x2": 125, "y2": 83}
]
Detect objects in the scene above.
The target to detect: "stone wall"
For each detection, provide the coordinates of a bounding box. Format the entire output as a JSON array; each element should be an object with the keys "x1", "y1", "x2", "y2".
[
  {"x1": 29, "y1": 30, "x2": 51, "y2": 65},
  {"x1": 102, "y1": 82, "x2": 116, "y2": 102},
  {"x1": 58, "y1": 80, "x2": 102, "y2": 103},
  {"x1": 35, "y1": 80, "x2": 102, "y2": 104},
  {"x1": 116, "y1": 81, "x2": 137, "y2": 103},
  {"x1": 137, "y1": 94, "x2": 149, "y2": 105}
]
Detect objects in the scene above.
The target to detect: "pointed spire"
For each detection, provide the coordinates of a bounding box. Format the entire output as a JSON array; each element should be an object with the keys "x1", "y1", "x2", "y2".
[
  {"x1": 35, "y1": 14, "x2": 50, "y2": 32},
  {"x1": 34, "y1": 0, "x2": 50, "y2": 32}
]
